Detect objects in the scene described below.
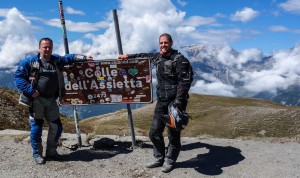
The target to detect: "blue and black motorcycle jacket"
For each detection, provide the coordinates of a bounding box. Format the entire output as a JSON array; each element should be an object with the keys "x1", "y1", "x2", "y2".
[{"x1": 14, "y1": 53, "x2": 86, "y2": 98}]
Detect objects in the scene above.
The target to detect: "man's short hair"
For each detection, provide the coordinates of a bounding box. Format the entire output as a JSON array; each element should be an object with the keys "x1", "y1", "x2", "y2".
[
  {"x1": 39, "y1": 38, "x2": 53, "y2": 47},
  {"x1": 159, "y1": 33, "x2": 173, "y2": 43}
]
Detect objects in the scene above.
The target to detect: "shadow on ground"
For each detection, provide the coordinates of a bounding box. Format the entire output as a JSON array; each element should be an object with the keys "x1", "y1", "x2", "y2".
[
  {"x1": 178, "y1": 142, "x2": 245, "y2": 176},
  {"x1": 54, "y1": 140, "x2": 134, "y2": 162}
]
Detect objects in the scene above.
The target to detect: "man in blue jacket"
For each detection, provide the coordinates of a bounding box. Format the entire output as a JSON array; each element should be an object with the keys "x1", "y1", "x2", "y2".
[{"x1": 14, "y1": 37, "x2": 93, "y2": 164}]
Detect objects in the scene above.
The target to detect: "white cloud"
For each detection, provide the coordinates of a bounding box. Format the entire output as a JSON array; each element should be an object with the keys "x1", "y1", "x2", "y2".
[
  {"x1": 84, "y1": 0, "x2": 187, "y2": 57},
  {"x1": 242, "y1": 71, "x2": 287, "y2": 93},
  {"x1": 214, "y1": 13, "x2": 226, "y2": 18},
  {"x1": 279, "y1": 0, "x2": 300, "y2": 14},
  {"x1": 214, "y1": 47, "x2": 259, "y2": 66},
  {"x1": 189, "y1": 29, "x2": 242, "y2": 45},
  {"x1": 66, "y1": 7, "x2": 85, "y2": 16},
  {"x1": 190, "y1": 80, "x2": 236, "y2": 97},
  {"x1": 177, "y1": 0, "x2": 187, "y2": 7},
  {"x1": 269, "y1": 25, "x2": 288, "y2": 32},
  {"x1": 241, "y1": 45, "x2": 300, "y2": 93},
  {"x1": 269, "y1": 25, "x2": 300, "y2": 34},
  {"x1": 230, "y1": 7, "x2": 259, "y2": 23},
  {"x1": 183, "y1": 16, "x2": 216, "y2": 26},
  {"x1": 82, "y1": 0, "x2": 243, "y2": 57},
  {"x1": 176, "y1": 26, "x2": 196, "y2": 34},
  {"x1": 45, "y1": 19, "x2": 109, "y2": 33},
  {"x1": 0, "y1": 8, "x2": 37, "y2": 68},
  {"x1": 0, "y1": 8, "x2": 10, "y2": 17},
  {"x1": 217, "y1": 46, "x2": 237, "y2": 66},
  {"x1": 236, "y1": 48, "x2": 263, "y2": 68}
]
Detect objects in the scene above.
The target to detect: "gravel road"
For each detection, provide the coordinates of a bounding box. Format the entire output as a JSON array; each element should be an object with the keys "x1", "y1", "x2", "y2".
[{"x1": 0, "y1": 129, "x2": 299, "y2": 178}]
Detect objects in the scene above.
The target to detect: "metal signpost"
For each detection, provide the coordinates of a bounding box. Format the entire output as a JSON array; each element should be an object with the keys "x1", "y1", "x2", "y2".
[
  {"x1": 58, "y1": 0, "x2": 82, "y2": 147},
  {"x1": 112, "y1": 9, "x2": 136, "y2": 148}
]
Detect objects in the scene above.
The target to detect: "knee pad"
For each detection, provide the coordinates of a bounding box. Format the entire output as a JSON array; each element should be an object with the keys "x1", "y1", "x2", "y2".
[
  {"x1": 50, "y1": 118, "x2": 63, "y2": 131},
  {"x1": 35, "y1": 119, "x2": 44, "y2": 126},
  {"x1": 49, "y1": 118, "x2": 63, "y2": 141},
  {"x1": 51, "y1": 118, "x2": 62, "y2": 126},
  {"x1": 30, "y1": 118, "x2": 44, "y2": 127}
]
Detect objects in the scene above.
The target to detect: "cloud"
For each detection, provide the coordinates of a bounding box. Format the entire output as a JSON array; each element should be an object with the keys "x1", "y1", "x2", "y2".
[
  {"x1": 214, "y1": 13, "x2": 226, "y2": 18},
  {"x1": 82, "y1": 0, "x2": 244, "y2": 58},
  {"x1": 190, "y1": 80, "x2": 236, "y2": 97},
  {"x1": 241, "y1": 45, "x2": 300, "y2": 93},
  {"x1": 213, "y1": 46, "x2": 264, "y2": 69},
  {"x1": 269, "y1": 25, "x2": 288, "y2": 32},
  {"x1": 216, "y1": 45, "x2": 237, "y2": 66},
  {"x1": 269, "y1": 25, "x2": 300, "y2": 34},
  {"x1": 0, "y1": 8, "x2": 10, "y2": 17},
  {"x1": 0, "y1": 8, "x2": 37, "y2": 68},
  {"x1": 236, "y1": 48, "x2": 263, "y2": 68},
  {"x1": 56, "y1": 39, "x2": 93, "y2": 55},
  {"x1": 183, "y1": 16, "x2": 216, "y2": 26},
  {"x1": 45, "y1": 19, "x2": 109, "y2": 33},
  {"x1": 187, "y1": 29, "x2": 242, "y2": 45},
  {"x1": 230, "y1": 7, "x2": 259, "y2": 23},
  {"x1": 279, "y1": 0, "x2": 300, "y2": 14},
  {"x1": 177, "y1": 0, "x2": 187, "y2": 7},
  {"x1": 66, "y1": 6, "x2": 85, "y2": 16},
  {"x1": 190, "y1": 73, "x2": 237, "y2": 97},
  {"x1": 84, "y1": 0, "x2": 188, "y2": 58}
]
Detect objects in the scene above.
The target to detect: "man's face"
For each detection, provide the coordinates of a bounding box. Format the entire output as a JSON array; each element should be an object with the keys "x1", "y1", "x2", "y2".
[
  {"x1": 159, "y1": 36, "x2": 172, "y2": 55},
  {"x1": 39, "y1": 40, "x2": 53, "y2": 60}
]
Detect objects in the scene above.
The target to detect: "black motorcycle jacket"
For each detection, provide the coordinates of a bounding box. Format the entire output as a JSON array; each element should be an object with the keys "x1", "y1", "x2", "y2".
[{"x1": 127, "y1": 49, "x2": 193, "y2": 102}]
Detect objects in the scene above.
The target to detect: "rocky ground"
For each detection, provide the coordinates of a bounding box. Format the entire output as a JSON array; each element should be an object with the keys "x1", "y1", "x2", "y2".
[{"x1": 0, "y1": 129, "x2": 299, "y2": 178}]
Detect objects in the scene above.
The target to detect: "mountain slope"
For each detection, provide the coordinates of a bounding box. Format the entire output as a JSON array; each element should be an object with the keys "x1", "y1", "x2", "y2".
[
  {"x1": 80, "y1": 93, "x2": 300, "y2": 140},
  {"x1": 0, "y1": 87, "x2": 76, "y2": 132}
]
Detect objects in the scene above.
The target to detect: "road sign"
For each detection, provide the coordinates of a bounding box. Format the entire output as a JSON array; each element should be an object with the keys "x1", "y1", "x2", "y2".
[{"x1": 59, "y1": 58, "x2": 152, "y2": 105}]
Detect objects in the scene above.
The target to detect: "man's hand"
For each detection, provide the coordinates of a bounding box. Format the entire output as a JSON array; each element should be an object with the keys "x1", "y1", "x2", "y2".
[
  {"x1": 174, "y1": 100, "x2": 182, "y2": 110},
  {"x1": 118, "y1": 54, "x2": 128, "y2": 60},
  {"x1": 75, "y1": 54, "x2": 93, "y2": 61},
  {"x1": 86, "y1": 55, "x2": 93, "y2": 60},
  {"x1": 32, "y1": 91, "x2": 40, "y2": 98}
]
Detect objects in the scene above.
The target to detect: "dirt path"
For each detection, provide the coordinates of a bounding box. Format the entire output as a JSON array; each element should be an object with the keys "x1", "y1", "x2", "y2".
[{"x1": 0, "y1": 129, "x2": 299, "y2": 178}]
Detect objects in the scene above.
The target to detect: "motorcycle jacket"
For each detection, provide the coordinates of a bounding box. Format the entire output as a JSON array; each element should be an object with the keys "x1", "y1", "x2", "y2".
[
  {"x1": 15, "y1": 53, "x2": 87, "y2": 98},
  {"x1": 127, "y1": 49, "x2": 193, "y2": 103}
]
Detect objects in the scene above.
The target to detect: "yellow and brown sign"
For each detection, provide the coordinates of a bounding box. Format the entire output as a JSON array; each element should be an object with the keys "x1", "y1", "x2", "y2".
[{"x1": 59, "y1": 58, "x2": 152, "y2": 105}]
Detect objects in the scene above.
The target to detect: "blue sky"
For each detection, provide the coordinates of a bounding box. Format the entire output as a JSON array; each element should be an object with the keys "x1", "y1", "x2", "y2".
[
  {"x1": 1, "y1": 0, "x2": 299, "y2": 62},
  {"x1": 1, "y1": 0, "x2": 300, "y2": 97}
]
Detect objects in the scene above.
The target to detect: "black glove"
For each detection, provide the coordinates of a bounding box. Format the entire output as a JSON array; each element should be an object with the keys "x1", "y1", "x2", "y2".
[{"x1": 174, "y1": 100, "x2": 182, "y2": 111}]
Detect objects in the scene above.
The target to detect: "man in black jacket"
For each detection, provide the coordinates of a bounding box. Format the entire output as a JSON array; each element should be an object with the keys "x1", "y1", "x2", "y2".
[{"x1": 119, "y1": 33, "x2": 193, "y2": 173}]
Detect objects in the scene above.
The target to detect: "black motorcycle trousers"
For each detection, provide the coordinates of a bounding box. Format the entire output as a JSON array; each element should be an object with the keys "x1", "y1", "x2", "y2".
[{"x1": 149, "y1": 99, "x2": 187, "y2": 164}]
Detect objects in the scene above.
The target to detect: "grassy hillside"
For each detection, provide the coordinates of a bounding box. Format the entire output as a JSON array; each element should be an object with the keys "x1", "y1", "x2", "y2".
[
  {"x1": 0, "y1": 87, "x2": 75, "y2": 132},
  {"x1": 1, "y1": 87, "x2": 299, "y2": 141},
  {"x1": 80, "y1": 94, "x2": 300, "y2": 141}
]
